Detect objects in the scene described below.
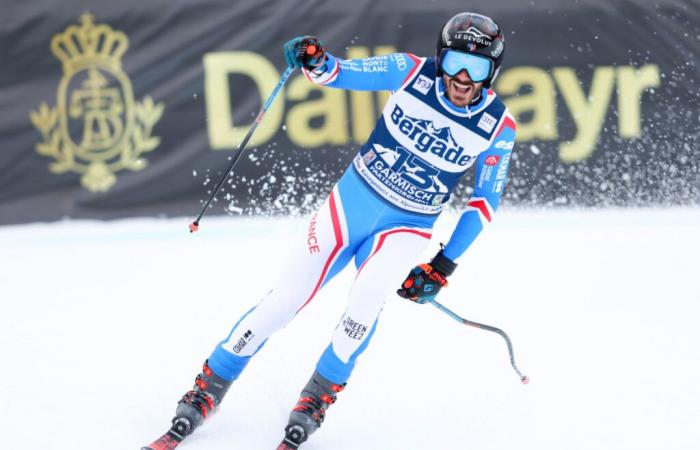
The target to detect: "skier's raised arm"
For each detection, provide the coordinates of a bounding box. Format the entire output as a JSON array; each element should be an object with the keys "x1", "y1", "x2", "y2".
[
  {"x1": 396, "y1": 113, "x2": 517, "y2": 302},
  {"x1": 283, "y1": 35, "x2": 422, "y2": 91},
  {"x1": 443, "y1": 113, "x2": 517, "y2": 259}
]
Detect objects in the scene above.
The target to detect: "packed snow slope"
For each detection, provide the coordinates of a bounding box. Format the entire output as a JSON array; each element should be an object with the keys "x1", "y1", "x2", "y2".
[{"x1": 1, "y1": 208, "x2": 699, "y2": 450}]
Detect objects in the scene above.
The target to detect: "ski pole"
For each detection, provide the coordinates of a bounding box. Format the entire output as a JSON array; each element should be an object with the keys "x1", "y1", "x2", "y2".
[
  {"x1": 429, "y1": 300, "x2": 529, "y2": 384},
  {"x1": 189, "y1": 65, "x2": 296, "y2": 233}
]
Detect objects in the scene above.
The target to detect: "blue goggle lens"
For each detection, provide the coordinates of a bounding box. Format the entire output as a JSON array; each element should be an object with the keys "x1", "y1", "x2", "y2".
[{"x1": 440, "y1": 50, "x2": 493, "y2": 82}]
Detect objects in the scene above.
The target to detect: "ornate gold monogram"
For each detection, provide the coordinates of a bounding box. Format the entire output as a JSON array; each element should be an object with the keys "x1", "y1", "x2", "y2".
[{"x1": 30, "y1": 13, "x2": 165, "y2": 192}]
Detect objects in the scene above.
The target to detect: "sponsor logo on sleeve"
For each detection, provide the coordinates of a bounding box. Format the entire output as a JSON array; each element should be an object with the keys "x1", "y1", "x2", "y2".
[
  {"x1": 478, "y1": 153, "x2": 510, "y2": 189},
  {"x1": 394, "y1": 53, "x2": 407, "y2": 71},
  {"x1": 493, "y1": 154, "x2": 512, "y2": 193},
  {"x1": 484, "y1": 155, "x2": 500, "y2": 166},
  {"x1": 339, "y1": 59, "x2": 364, "y2": 72},
  {"x1": 495, "y1": 140, "x2": 514, "y2": 150},
  {"x1": 494, "y1": 180, "x2": 505, "y2": 193},
  {"x1": 496, "y1": 153, "x2": 511, "y2": 182},
  {"x1": 361, "y1": 55, "x2": 390, "y2": 73}
]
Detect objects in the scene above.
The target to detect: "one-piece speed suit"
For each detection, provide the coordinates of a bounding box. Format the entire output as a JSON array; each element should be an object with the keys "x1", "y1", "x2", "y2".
[{"x1": 207, "y1": 51, "x2": 518, "y2": 386}]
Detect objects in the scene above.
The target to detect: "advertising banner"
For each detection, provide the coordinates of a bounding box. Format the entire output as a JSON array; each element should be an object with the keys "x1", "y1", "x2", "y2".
[{"x1": 1, "y1": 0, "x2": 697, "y2": 225}]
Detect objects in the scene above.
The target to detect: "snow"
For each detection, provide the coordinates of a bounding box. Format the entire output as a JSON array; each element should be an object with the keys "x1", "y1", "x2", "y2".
[{"x1": 1, "y1": 208, "x2": 699, "y2": 450}]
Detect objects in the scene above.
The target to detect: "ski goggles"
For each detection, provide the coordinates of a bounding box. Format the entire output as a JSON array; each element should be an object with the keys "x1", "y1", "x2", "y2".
[{"x1": 439, "y1": 50, "x2": 493, "y2": 82}]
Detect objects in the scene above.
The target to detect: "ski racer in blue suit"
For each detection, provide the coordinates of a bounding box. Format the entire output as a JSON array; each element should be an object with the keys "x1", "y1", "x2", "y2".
[{"x1": 145, "y1": 12, "x2": 518, "y2": 450}]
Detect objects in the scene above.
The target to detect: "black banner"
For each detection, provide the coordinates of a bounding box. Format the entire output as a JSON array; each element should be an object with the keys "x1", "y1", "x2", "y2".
[{"x1": 1, "y1": 0, "x2": 698, "y2": 225}]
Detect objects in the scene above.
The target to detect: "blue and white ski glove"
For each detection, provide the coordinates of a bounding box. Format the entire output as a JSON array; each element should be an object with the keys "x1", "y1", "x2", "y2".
[
  {"x1": 283, "y1": 36, "x2": 327, "y2": 70},
  {"x1": 397, "y1": 249, "x2": 457, "y2": 304}
]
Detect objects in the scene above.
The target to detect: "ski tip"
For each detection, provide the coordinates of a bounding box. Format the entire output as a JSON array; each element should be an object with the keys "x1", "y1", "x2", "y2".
[
  {"x1": 189, "y1": 222, "x2": 199, "y2": 233},
  {"x1": 521, "y1": 375, "x2": 530, "y2": 385}
]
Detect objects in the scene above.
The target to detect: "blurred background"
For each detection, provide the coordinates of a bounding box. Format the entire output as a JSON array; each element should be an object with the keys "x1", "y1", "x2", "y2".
[
  {"x1": 1, "y1": 0, "x2": 698, "y2": 224},
  {"x1": 2, "y1": 2, "x2": 700, "y2": 450}
]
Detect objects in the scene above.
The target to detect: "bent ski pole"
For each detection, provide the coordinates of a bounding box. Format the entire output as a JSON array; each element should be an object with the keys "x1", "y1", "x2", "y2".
[
  {"x1": 430, "y1": 300, "x2": 529, "y2": 384},
  {"x1": 189, "y1": 66, "x2": 296, "y2": 233}
]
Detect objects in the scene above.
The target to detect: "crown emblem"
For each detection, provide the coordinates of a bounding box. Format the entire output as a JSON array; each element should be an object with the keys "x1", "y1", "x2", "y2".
[
  {"x1": 30, "y1": 13, "x2": 165, "y2": 192},
  {"x1": 51, "y1": 13, "x2": 128, "y2": 73}
]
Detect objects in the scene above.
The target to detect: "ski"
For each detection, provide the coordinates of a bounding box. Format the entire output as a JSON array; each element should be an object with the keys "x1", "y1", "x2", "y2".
[
  {"x1": 276, "y1": 441, "x2": 298, "y2": 450},
  {"x1": 141, "y1": 432, "x2": 182, "y2": 450},
  {"x1": 276, "y1": 438, "x2": 300, "y2": 450},
  {"x1": 141, "y1": 419, "x2": 189, "y2": 450},
  {"x1": 275, "y1": 424, "x2": 306, "y2": 450}
]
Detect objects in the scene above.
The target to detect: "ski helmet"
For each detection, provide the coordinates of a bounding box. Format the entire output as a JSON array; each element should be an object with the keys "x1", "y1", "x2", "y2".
[{"x1": 436, "y1": 12, "x2": 505, "y2": 87}]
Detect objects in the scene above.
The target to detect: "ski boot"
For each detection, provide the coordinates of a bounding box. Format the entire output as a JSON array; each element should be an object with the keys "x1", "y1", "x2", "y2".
[
  {"x1": 142, "y1": 359, "x2": 232, "y2": 450},
  {"x1": 277, "y1": 370, "x2": 346, "y2": 449}
]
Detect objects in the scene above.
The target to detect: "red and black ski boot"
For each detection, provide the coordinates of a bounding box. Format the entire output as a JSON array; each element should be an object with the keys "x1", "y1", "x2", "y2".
[
  {"x1": 142, "y1": 360, "x2": 232, "y2": 450},
  {"x1": 276, "y1": 370, "x2": 346, "y2": 450}
]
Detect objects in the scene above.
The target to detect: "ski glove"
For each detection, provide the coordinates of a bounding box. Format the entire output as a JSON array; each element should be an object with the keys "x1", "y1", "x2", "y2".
[
  {"x1": 283, "y1": 36, "x2": 327, "y2": 70},
  {"x1": 397, "y1": 249, "x2": 457, "y2": 303}
]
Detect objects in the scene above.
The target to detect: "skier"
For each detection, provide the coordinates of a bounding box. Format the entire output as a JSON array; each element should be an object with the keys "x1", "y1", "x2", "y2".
[{"x1": 143, "y1": 12, "x2": 517, "y2": 450}]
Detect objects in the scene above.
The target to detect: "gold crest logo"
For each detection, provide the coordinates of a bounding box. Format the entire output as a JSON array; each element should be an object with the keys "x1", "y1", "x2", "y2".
[{"x1": 30, "y1": 13, "x2": 165, "y2": 192}]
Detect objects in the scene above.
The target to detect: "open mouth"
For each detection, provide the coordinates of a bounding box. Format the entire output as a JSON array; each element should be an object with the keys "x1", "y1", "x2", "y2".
[{"x1": 451, "y1": 79, "x2": 474, "y2": 95}]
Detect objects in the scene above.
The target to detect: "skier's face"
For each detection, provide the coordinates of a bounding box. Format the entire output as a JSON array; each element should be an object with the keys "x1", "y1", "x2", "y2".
[{"x1": 443, "y1": 70, "x2": 483, "y2": 107}]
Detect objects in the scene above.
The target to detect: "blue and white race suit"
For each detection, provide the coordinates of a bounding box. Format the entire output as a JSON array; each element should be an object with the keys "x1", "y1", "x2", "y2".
[{"x1": 208, "y1": 52, "x2": 517, "y2": 385}]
